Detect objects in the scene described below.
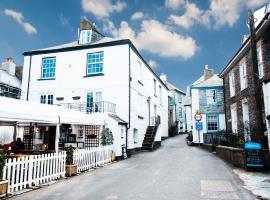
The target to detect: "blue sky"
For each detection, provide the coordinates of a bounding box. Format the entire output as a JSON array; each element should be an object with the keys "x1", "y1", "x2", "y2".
[{"x1": 0, "y1": 0, "x2": 266, "y2": 90}]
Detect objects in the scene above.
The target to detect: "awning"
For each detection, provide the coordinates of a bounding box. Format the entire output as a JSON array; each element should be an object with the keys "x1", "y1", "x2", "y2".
[{"x1": 0, "y1": 97, "x2": 104, "y2": 125}]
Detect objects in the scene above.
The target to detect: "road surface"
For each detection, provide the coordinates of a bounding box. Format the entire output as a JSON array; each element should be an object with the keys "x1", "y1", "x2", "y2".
[{"x1": 11, "y1": 135, "x2": 255, "y2": 200}]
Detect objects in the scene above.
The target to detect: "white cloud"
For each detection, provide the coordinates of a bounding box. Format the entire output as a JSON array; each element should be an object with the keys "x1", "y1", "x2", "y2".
[
  {"x1": 131, "y1": 12, "x2": 144, "y2": 20},
  {"x1": 169, "y1": 2, "x2": 210, "y2": 29},
  {"x1": 105, "y1": 19, "x2": 197, "y2": 59},
  {"x1": 81, "y1": 0, "x2": 126, "y2": 18},
  {"x1": 4, "y1": 9, "x2": 37, "y2": 34},
  {"x1": 148, "y1": 60, "x2": 158, "y2": 69},
  {"x1": 169, "y1": 0, "x2": 267, "y2": 29},
  {"x1": 209, "y1": 0, "x2": 243, "y2": 28},
  {"x1": 165, "y1": 0, "x2": 185, "y2": 9},
  {"x1": 247, "y1": 0, "x2": 265, "y2": 8}
]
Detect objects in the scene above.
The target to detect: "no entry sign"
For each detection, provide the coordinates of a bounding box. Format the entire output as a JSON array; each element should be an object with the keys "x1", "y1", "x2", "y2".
[{"x1": 194, "y1": 113, "x2": 202, "y2": 121}]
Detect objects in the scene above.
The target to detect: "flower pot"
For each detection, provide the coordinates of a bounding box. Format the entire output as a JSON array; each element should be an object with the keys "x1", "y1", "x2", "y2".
[
  {"x1": 111, "y1": 152, "x2": 116, "y2": 161},
  {"x1": 0, "y1": 180, "x2": 8, "y2": 197},
  {"x1": 65, "y1": 165, "x2": 77, "y2": 177}
]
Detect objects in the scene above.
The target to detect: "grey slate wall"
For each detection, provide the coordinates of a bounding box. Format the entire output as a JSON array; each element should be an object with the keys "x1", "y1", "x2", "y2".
[{"x1": 199, "y1": 88, "x2": 225, "y2": 114}]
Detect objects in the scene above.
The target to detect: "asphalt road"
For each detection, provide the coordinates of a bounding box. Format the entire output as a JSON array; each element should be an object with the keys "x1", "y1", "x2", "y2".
[{"x1": 11, "y1": 135, "x2": 256, "y2": 200}]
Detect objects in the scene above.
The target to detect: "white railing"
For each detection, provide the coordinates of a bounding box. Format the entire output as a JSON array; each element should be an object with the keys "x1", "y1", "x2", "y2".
[
  {"x1": 73, "y1": 145, "x2": 112, "y2": 173},
  {"x1": 3, "y1": 151, "x2": 66, "y2": 194}
]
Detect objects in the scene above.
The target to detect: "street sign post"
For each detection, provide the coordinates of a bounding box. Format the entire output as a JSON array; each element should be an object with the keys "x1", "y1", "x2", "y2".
[{"x1": 194, "y1": 112, "x2": 202, "y2": 145}]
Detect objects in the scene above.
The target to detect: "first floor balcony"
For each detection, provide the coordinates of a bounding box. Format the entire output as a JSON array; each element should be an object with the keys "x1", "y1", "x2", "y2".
[{"x1": 58, "y1": 101, "x2": 116, "y2": 114}]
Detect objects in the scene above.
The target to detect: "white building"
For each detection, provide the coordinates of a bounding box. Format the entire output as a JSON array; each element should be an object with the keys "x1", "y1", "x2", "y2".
[
  {"x1": 160, "y1": 74, "x2": 186, "y2": 134},
  {"x1": 0, "y1": 58, "x2": 21, "y2": 99},
  {"x1": 184, "y1": 86, "x2": 192, "y2": 133},
  {"x1": 188, "y1": 66, "x2": 226, "y2": 144},
  {"x1": 0, "y1": 58, "x2": 22, "y2": 144},
  {"x1": 21, "y1": 20, "x2": 169, "y2": 157}
]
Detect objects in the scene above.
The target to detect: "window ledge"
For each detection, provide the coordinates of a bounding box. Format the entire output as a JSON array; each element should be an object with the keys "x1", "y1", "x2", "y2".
[
  {"x1": 84, "y1": 73, "x2": 104, "y2": 78},
  {"x1": 138, "y1": 115, "x2": 144, "y2": 119},
  {"x1": 37, "y1": 78, "x2": 55, "y2": 81}
]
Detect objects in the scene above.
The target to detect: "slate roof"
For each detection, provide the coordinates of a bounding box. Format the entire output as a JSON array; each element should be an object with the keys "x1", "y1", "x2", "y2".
[
  {"x1": 191, "y1": 74, "x2": 223, "y2": 88},
  {"x1": 108, "y1": 114, "x2": 127, "y2": 125},
  {"x1": 35, "y1": 37, "x2": 117, "y2": 52}
]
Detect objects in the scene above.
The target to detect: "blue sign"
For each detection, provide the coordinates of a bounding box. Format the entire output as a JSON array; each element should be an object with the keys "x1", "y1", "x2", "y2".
[
  {"x1": 245, "y1": 142, "x2": 261, "y2": 150},
  {"x1": 195, "y1": 122, "x2": 203, "y2": 130},
  {"x1": 244, "y1": 142, "x2": 264, "y2": 168}
]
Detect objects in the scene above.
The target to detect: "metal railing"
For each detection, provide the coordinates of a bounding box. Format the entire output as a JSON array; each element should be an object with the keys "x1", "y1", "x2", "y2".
[
  {"x1": 151, "y1": 116, "x2": 161, "y2": 126},
  {"x1": 58, "y1": 101, "x2": 116, "y2": 114},
  {"x1": 203, "y1": 131, "x2": 245, "y2": 148}
]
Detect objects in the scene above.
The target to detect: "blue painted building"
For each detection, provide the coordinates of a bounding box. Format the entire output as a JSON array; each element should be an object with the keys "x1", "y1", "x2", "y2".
[{"x1": 187, "y1": 65, "x2": 226, "y2": 144}]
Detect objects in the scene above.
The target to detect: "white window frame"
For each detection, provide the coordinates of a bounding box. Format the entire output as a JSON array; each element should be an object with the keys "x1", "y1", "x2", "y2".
[
  {"x1": 239, "y1": 61, "x2": 247, "y2": 90},
  {"x1": 257, "y1": 46, "x2": 264, "y2": 79},
  {"x1": 133, "y1": 129, "x2": 138, "y2": 144},
  {"x1": 207, "y1": 115, "x2": 219, "y2": 132},
  {"x1": 229, "y1": 72, "x2": 235, "y2": 97},
  {"x1": 231, "y1": 104, "x2": 238, "y2": 133},
  {"x1": 242, "y1": 101, "x2": 250, "y2": 134}
]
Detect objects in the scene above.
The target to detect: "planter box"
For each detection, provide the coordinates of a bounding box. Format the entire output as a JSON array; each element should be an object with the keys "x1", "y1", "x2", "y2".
[
  {"x1": 65, "y1": 165, "x2": 77, "y2": 177},
  {"x1": 0, "y1": 180, "x2": 8, "y2": 198}
]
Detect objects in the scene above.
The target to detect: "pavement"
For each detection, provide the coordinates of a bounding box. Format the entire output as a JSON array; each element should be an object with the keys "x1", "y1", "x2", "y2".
[
  {"x1": 9, "y1": 135, "x2": 256, "y2": 200},
  {"x1": 234, "y1": 169, "x2": 270, "y2": 199}
]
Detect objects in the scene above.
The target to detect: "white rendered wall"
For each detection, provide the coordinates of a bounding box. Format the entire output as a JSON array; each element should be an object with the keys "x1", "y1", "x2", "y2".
[
  {"x1": 22, "y1": 45, "x2": 130, "y2": 122},
  {"x1": 129, "y1": 48, "x2": 168, "y2": 149},
  {"x1": 21, "y1": 44, "x2": 168, "y2": 151},
  {"x1": 191, "y1": 89, "x2": 199, "y2": 143}
]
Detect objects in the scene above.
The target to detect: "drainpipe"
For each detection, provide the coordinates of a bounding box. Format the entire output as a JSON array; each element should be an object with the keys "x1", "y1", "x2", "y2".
[
  {"x1": 248, "y1": 9, "x2": 264, "y2": 143},
  {"x1": 147, "y1": 97, "x2": 151, "y2": 126},
  {"x1": 222, "y1": 78, "x2": 227, "y2": 132},
  {"x1": 26, "y1": 54, "x2": 32, "y2": 101}
]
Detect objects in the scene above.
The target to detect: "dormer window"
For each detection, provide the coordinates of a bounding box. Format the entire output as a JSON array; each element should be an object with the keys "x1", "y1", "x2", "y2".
[
  {"x1": 80, "y1": 30, "x2": 91, "y2": 44},
  {"x1": 78, "y1": 19, "x2": 104, "y2": 45}
]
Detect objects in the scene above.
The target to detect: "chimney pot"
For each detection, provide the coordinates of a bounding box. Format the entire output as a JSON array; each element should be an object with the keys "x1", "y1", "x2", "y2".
[{"x1": 204, "y1": 65, "x2": 214, "y2": 80}]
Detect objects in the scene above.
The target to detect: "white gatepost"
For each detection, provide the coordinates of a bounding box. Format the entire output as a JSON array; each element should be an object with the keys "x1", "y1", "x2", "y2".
[{"x1": 55, "y1": 124, "x2": 60, "y2": 153}]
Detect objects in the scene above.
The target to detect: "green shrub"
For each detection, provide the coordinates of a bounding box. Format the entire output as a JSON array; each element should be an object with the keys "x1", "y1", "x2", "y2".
[
  {"x1": 100, "y1": 128, "x2": 114, "y2": 146},
  {"x1": 65, "y1": 146, "x2": 76, "y2": 165},
  {"x1": 0, "y1": 149, "x2": 5, "y2": 179}
]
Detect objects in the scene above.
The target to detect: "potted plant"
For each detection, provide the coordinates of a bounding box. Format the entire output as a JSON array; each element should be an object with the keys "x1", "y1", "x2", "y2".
[
  {"x1": 100, "y1": 128, "x2": 115, "y2": 160},
  {"x1": 186, "y1": 132, "x2": 193, "y2": 146},
  {"x1": 65, "y1": 146, "x2": 77, "y2": 177},
  {"x1": 0, "y1": 146, "x2": 8, "y2": 197}
]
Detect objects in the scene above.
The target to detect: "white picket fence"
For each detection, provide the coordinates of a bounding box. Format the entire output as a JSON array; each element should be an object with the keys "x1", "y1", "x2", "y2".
[
  {"x1": 2, "y1": 151, "x2": 66, "y2": 193},
  {"x1": 73, "y1": 145, "x2": 113, "y2": 173}
]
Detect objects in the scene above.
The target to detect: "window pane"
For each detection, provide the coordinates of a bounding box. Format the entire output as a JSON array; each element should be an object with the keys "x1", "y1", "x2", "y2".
[
  {"x1": 207, "y1": 115, "x2": 218, "y2": 131},
  {"x1": 87, "y1": 52, "x2": 104, "y2": 75},
  {"x1": 42, "y1": 57, "x2": 56, "y2": 78}
]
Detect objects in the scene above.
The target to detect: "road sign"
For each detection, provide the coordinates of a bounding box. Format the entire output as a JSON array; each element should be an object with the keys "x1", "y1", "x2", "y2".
[
  {"x1": 195, "y1": 122, "x2": 203, "y2": 130},
  {"x1": 194, "y1": 113, "x2": 202, "y2": 121}
]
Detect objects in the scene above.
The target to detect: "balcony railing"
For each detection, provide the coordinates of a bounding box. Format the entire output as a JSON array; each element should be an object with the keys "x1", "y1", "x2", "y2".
[{"x1": 58, "y1": 101, "x2": 116, "y2": 114}]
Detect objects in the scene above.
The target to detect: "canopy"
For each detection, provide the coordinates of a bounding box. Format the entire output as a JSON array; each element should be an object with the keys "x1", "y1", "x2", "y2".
[{"x1": 0, "y1": 97, "x2": 104, "y2": 125}]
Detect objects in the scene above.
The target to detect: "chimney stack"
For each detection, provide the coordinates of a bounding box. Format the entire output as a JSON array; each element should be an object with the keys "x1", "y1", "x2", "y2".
[
  {"x1": 1, "y1": 57, "x2": 16, "y2": 76},
  {"x1": 160, "y1": 73, "x2": 167, "y2": 83},
  {"x1": 204, "y1": 65, "x2": 214, "y2": 80}
]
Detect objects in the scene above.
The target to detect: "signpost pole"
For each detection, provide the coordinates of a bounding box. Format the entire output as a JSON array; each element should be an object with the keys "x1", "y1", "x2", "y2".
[{"x1": 198, "y1": 129, "x2": 200, "y2": 146}]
